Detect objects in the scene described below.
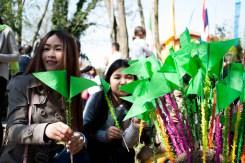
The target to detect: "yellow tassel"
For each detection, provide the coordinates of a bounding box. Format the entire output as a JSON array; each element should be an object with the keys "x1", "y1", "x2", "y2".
[
  {"x1": 201, "y1": 102, "x2": 208, "y2": 163},
  {"x1": 138, "y1": 120, "x2": 144, "y2": 143},
  {"x1": 154, "y1": 111, "x2": 175, "y2": 163},
  {"x1": 208, "y1": 90, "x2": 216, "y2": 149},
  {"x1": 231, "y1": 104, "x2": 242, "y2": 163}
]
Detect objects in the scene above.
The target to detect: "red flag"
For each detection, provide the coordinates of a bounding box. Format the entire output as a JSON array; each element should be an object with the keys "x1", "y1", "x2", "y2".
[{"x1": 202, "y1": 0, "x2": 209, "y2": 41}]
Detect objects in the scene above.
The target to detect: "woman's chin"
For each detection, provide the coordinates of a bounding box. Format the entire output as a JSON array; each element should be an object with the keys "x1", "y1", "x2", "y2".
[{"x1": 118, "y1": 92, "x2": 129, "y2": 97}]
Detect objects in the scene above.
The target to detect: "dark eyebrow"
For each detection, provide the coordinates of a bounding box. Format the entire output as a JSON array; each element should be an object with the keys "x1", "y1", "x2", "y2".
[
  {"x1": 44, "y1": 43, "x2": 62, "y2": 47},
  {"x1": 112, "y1": 74, "x2": 121, "y2": 77}
]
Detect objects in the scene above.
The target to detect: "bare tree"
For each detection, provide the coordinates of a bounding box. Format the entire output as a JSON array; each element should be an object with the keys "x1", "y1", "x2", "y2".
[
  {"x1": 153, "y1": 0, "x2": 160, "y2": 59},
  {"x1": 117, "y1": 0, "x2": 129, "y2": 58},
  {"x1": 104, "y1": 0, "x2": 118, "y2": 42},
  {"x1": 137, "y1": 0, "x2": 145, "y2": 28},
  {"x1": 32, "y1": 0, "x2": 51, "y2": 46},
  {"x1": 52, "y1": 0, "x2": 98, "y2": 38}
]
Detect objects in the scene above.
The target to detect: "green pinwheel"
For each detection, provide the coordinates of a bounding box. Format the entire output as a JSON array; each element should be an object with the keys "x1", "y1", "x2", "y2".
[
  {"x1": 33, "y1": 70, "x2": 97, "y2": 162},
  {"x1": 216, "y1": 63, "x2": 244, "y2": 113},
  {"x1": 166, "y1": 28, "x2": 239, "y2": 96},
  {"x1": 159, "y1": 48, "x2": 184, "y2": 90},
  {"x1": 119, "y1": 55, "x2": 172, "y2": 121},
  {"x1": 33, "y1": 70, "x2": 97, "y2": 101},
  {"x1": 33, "y1": 70, "x2": 97, "y2": 126}
]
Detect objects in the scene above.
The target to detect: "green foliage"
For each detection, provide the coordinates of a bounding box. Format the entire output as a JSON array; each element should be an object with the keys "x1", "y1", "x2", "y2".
[
  {"x1": 0, "y1": 0, "x2": 23, "y2": 44},
  {"x1": 52, "y1": 0, "x2": 98, "y2": 38},
  {"x1": 52, "y1": 0, "x2": 68, "y2": 30}
]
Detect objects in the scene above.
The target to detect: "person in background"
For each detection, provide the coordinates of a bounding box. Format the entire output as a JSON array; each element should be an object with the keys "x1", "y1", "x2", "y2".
[
  {"x1": 0, "y1": 30, "x2": 88, "y2": 163},
  {"x1": 0, "y1": 16, "x2": 19, "y2": 147},
  {"x1": 19, "y1": 46, "x2": 25, "y2": 55},
  {"x1": 129, "y1": 26, "x2": 152, "y2": 60},
  {"x1": 19, "y1": 45, "x2": 32, "y2": 73},
  {"x1": 83, "y1": 59, "x2": 143, "y2": 163},
  {"x1": 104, "y1": 42, "x2": 122, "y2": 74},
  {"x1": 105, "y1": 42, "x2": 122, "y2": 66},
  {"x1": 81, "y1": 66, "x2": 101, "y2": 101}
]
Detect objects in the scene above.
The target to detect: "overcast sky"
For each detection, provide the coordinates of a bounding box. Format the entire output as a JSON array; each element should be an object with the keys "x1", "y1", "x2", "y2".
[
  {"x1": 79, "y1": 0, "x2": 242, "y2": 68},
  {"x1": 22, "y1": 0, "x2": 244, "y2": 68}
]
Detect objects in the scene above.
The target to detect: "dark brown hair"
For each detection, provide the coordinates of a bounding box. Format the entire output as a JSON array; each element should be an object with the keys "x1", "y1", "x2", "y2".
[
  {"x1": 134, "y1": 26, "x2": 146, "y2": 39},
  {"x1": 105, "y1": 59, "x2": 130, "y2": 83},
  {"x1": 26, "y1": 30, "x2": 82, "y2": 131}
]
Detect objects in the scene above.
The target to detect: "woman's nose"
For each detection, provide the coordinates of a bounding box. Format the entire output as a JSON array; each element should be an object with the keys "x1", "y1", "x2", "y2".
[
  {"x1": 120, "y1": 78, "x2": 127, "y2": 84},
  {"x1": 47, "y1": 49, "x2": 55, "y2": 57}
]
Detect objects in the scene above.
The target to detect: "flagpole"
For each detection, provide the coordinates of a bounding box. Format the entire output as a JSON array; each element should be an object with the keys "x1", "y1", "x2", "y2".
[{"x1": 171, "y1": 0, "x2": 176, "y2": 48}]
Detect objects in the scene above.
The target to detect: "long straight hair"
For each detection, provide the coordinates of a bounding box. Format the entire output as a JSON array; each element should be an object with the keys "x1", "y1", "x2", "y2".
[{"x1": 26, "y1": 30, "x2": 82, "y2": 131}]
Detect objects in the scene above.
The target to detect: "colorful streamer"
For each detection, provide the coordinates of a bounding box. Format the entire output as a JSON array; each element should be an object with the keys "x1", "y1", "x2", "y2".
[
  {"x1": 215, "y1": 115, "x2": 222, "y2": 163},
  {"x1": 223, "y1": 106, "x2": 230, "y2": 163},
  {"x1": 154, "y1": 110, "x2": 175, "y2": 163},
  {"x1": 231, "y1": 104, "x2": 242, "y2": 163}
]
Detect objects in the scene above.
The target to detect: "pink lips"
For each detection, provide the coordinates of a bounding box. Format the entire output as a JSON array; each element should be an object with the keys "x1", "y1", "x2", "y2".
[{"x1": 46, "y1": 60, "x2": 57, "y2": 65}]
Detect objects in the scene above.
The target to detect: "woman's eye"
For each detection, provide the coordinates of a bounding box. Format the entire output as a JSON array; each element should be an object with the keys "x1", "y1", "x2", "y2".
[
  {"x1": 43, "y1": 47, "x2": 49, "y2": 51},
  {"x1": 125, "y1": 75, "x2": 134, "y2": 80}
]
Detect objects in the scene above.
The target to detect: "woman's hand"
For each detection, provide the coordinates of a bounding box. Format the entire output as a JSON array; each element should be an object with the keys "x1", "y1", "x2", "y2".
[
  {"x1": 66, "y1": 132, "x2": 85, "y2": 155},
  {"x1": 45, "y1": 122, "x2": 73, "y2": 142},
  {"x1": 106, "y1": 126, "x2": 123, "y2": 141}
]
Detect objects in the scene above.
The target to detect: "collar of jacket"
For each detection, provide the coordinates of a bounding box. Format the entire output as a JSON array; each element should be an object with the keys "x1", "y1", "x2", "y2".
[
  {"x1": 27, "y1": 75, "x2": 47, "y2": 105},
  {"x1": 27, "y1": 74, "x2": 42, "y2": 89}
]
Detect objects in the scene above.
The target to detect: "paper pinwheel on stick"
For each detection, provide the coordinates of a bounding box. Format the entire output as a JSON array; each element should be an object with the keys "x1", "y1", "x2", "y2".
[
  {"x1": 32, "y1": 70, "x2": 97, "y2": 101},
  {"x1": 216, "y1": 63, "x2": 245, "y2": 162},
  {"x1": 121, "y1": 55, "x2": 172, "y2": 121},
  {"x1": 120, "y1": 56, "x2": 193, "y2": 162},
  {"x1": 120, "y1": 28, "x2": 242, "y2": 162},
  {"x1": 32, "y1": 70, "x2": 97, "y2": 162},
  {"x1": 162, "y1": 29, "x2": 239, "y2": 162}
]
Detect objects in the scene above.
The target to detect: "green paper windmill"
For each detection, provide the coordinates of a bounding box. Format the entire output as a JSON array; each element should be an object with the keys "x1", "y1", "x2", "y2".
[
  {"x1": 119, "y1": 55, "x2": 172, "y2": 121},
  {"x1": 159, "y1": 29, "x2": 206, "y2": 93},
  {"x1": 159, "y1": 48, "x2": 184, "y2": 90},
  {"x1": 216, "y1": 63, "x2": 244, "y2": 113},
  {"x1": 33, "y1": 70, "x2": 97, "y2": 162},
  {"x1": 165, "y1": 28, "x2": 239, "y2": 96},
  {"x1": 32, "y1": 70, "x2": 97, "y2": 101}
]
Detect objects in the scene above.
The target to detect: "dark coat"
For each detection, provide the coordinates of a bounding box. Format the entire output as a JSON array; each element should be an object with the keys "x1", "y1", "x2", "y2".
[
  {"x1": 83, "y1": 91, "x2": 136, "y2": 163},
  {"x1": 0, "y1": 74, "x2": 65, "y2": 163}
]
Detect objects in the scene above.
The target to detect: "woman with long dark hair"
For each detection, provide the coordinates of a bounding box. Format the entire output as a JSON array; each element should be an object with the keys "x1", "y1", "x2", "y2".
[
  {"x1": 83, "y1": 59, "x2": 142, "y2": 163},
  {"x1": 0, "y1": 30, "x2": 86, "y2": 163}
]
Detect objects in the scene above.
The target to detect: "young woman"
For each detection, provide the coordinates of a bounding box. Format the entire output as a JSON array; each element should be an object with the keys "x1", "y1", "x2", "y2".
[
  {"x1": 83, "y1": 59, "x2": 142, "y2": 163},
  {"x1": 0, "y1": 30, "x2": 87, "y2": 163}
]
